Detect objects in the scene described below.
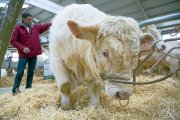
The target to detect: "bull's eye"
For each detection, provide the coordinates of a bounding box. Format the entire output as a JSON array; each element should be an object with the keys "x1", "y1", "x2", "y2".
[
  {"x1": 102, "y1": 49, "x2": 109, "y2": 57},
  {"x1": 140, "y1": 39, "x2": 145, "y2": 44}
]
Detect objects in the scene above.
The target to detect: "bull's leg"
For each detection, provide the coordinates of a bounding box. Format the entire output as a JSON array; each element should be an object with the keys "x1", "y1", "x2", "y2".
[
  {"x1": 60, "y1": 82, "x2": 72, "y2": 110},
  {"x1": 88, "y1": 81, "x2": 101, "y2": 107},
  {"x1": 51, "y1": 60, "x2": 72, "y2": 110}
]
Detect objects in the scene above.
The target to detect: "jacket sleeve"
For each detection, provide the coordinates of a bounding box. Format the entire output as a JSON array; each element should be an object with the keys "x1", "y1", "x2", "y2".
[
  {"x1": 10, "y1": 27, "x2": 26, "y2": 52},
  {"x1": 38, "y1": 23, "x2": 52, "y2": 34}
]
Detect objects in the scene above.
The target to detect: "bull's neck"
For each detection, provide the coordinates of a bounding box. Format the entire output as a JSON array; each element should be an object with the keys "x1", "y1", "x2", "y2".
[{"x1": 85, "y1": 47, "x2": 101, "y2": 80}]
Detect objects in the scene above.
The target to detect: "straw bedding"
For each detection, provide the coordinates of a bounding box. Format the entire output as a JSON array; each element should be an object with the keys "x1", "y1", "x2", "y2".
[
  {"x1": 0, "y1": 76, "x2": 180, "y2": 120},
  {"x1": 0, "y1": 76, "x2": 43, "y2": 87}
]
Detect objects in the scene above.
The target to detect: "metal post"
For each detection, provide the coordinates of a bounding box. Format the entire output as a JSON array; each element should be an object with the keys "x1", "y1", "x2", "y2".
[{"x1": 133, "y1": 53, "x2": 154, "y2": 82}]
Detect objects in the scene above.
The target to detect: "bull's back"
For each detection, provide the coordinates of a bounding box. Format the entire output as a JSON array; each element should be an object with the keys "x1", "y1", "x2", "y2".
[
  {"x1": 51, "y1": 4, "x2": 106, "y2": 29},
  {"x1": 49, "y1": 4, "x2": 106, "y2": 59}
]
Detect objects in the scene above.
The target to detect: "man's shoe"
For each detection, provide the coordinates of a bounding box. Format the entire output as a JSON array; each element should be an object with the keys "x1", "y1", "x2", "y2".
[
  {"x1": 25, "y1": 87, "x2": 32, "y2": 89},
  {"x1": 12, "y1": 89, "x2": 21, "y2": 96},
  {"x1": 12, "y1": 91, "x2": 17, "y2": 96},
  {"x1": 16, "y1": 89, "x2": 21, "y2": 93}
]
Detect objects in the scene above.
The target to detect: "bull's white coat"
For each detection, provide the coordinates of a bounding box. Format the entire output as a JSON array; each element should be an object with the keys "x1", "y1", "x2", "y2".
[{"x1": 49, "y1": 4, "x2": 153, "y2": 109}]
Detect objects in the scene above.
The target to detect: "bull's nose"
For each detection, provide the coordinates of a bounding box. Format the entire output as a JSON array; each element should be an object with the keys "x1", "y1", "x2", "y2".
[
  {"x1": 115, "y1": 91, "x2": 132, "y2": 100},
  {"x1": 160, "y1": 44, "x2": 166, "y2": 51},
  {"x1": 162, "y1": 44, "x2": 166, "y2": 49}
]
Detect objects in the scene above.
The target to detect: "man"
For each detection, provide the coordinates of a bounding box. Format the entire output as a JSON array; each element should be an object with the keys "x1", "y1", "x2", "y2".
[{"x1": 10, "y1": 13, "x2": 51, "y2": 95}]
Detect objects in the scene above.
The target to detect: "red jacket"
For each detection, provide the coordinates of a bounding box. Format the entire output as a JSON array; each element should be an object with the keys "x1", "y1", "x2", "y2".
[{"x1": 10, "y1": 23, "x2": 51, "y2": 58}]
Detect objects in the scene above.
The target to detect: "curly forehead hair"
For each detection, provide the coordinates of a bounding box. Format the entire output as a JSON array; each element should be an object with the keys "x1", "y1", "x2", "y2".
[{"x1": 22, "y1": 13, "x2": 32, "y2": 19}]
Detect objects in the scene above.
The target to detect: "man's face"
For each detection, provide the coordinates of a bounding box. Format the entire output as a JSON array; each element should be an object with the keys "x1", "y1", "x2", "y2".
[{"x1": 23, "y1": 16, "x2": 33, "y2": 26}]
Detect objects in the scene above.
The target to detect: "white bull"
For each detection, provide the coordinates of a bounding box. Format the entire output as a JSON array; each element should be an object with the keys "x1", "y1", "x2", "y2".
[
  {"x1": 139, "y1": 25, "x2": 167, "y2": 75},
  {"x1": 139, "y1": 25, "x2": 180, "y2": 78},
  {"x1": 140, "y1": 25, "x2": 166, "y2": 55},
  {"x1": 49, "y1": 4, "x2": 154, "y2": 110}
]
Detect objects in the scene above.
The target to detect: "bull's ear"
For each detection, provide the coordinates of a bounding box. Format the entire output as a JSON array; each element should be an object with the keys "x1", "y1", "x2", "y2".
[
  {"x1": 139, "y1": 33, "x2": 154, "y2": 52},
  {"x1": 67, "y1": 20, "x2": 99, "y2": 41}
]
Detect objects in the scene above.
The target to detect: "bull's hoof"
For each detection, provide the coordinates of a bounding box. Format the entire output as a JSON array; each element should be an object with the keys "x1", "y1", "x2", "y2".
[
  {"x1": 90, "y1": 97, "x2": 101, "y2": 107},
  {"x1": 61, "y1": 95, "x2": 73, "y2": 110},
  {"x1": 61, "y1": 104, "x2": 73, "y2": 110}
]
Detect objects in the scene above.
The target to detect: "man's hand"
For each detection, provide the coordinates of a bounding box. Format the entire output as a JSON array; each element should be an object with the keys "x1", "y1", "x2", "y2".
[{"x1": 23, "y1": 47, "x2": 30, "y2": 53}]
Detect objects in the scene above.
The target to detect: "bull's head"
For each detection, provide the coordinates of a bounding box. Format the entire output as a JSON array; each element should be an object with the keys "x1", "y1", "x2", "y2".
[
  {"x1": 141, "y1": 25, "x2": 166, "y2": 52},
  {"x1": 67, "y1": 17, "x2": 154, "y2": 101}
]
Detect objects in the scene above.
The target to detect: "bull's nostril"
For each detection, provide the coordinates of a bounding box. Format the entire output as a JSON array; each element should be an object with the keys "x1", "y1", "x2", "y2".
[
  {"x1": 115, "y1": 91, "x2": 132, "y2": 100},
  {"x1": 162, "y1": 44, "x2": 166, "y2": 48},
  {"x1": 115, "y1": 92, "x2": 120, "y2": 99}
]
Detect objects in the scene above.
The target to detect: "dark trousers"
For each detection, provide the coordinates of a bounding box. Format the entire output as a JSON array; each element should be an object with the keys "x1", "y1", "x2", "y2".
[{"x1": 12, "y1": 57, "x2": 37, "y2": 92}]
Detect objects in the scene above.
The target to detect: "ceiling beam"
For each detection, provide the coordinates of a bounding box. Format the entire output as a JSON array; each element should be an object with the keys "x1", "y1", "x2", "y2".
[
  {"x1": 22, "y1": 4, "x2": 33, "y2": 13},
  {"x1": 135, "y1": 0, "x2": 149, "y2": 19},
  {"x1": 39, "y1": 14, "x2": 54, "y2": 23},
  {"x1": 33, "y1": 10, "x2": 45, "y2": 18},
  {"x1": 25, "y1": 0, "x2": 63, "y2": 14}
]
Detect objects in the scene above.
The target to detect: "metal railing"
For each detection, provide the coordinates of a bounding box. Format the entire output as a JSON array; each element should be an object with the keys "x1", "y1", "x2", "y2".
[{"x1": 139, "y1": 13, "x2": 180, "y2": 28}]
